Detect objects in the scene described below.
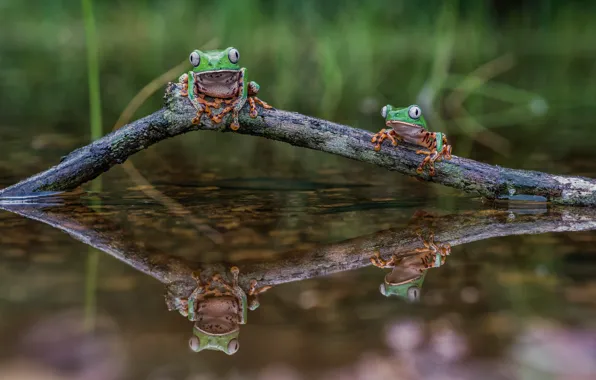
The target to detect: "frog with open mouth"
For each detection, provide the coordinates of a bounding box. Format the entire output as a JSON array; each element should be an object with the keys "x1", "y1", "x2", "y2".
[
  {"x1": 370, "y1": 233, "x2": 451, "y2": 301},
  {"x1": 165, "y1": 266, "x2": 271, "y2": 355},
  {"x1": 371, "y1": 104, "x2": 453, "y2": 176},
  {"x1": 178, "y1": 46, "x2": 272, "y2": 130}
]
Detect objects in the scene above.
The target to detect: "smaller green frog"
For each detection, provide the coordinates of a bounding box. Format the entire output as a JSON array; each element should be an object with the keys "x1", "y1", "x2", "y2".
[
  {"x1": 371, "y1": 104, "x2": 453, "y2": 176},
  {"x1": 166, "y1": 266, "x2": 271, "y2": 355},
  {"x1": 370, "y1": 233, "x2": 450, "y2": 301},
  {"x1": 178, "y1": 47, "x2": 272, "y2": 130}
]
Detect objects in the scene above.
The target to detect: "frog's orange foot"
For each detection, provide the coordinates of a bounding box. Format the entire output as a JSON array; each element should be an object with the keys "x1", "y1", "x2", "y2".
[
  {"x1": 210, "y1": 112, "x2": 226, "y2": 124},
  {"x1": 176, "y1": 301, "x2": 189, "y2": 317},
  {"x1": 248, "y1": 279, "x2": 257, "y2": 291},
  {"x1": 248, "y1": 279, "x2": 272, "y2": 296},
  {"x1": 178, "y1": 74, "x2": 189, "y2": 96},
  {"x1": 371, "y1": 129, "x2": 401, "y2": 151},
  {"x1": 370, "y1": 255, "x2": 384, "y2": 267},
  {"x1": 210, "y1": 105, "x2": 235, "y2": 124},
  {"x1": 428, "y1": 165, "x2": 436, "y2": 176},
  {"x1": 248, "y1": 97, "x2": 258, "y2": 118},
  {"x1": 415, "y1": 150, "x2": 436, "y2": 176},
  {"x1": 178, "y1": 299, "x2": 189, "y2": 311},
  {"x1": 370, "y1": 251, "x2": 398, "y2": 268},
  {"x1": 191, "y1": 103, "x2": 207, "y2": 125},
  {"x1": 420, "y1": 253, "x2": 435, "y2": 269},
  {"x1": 253, "y1": 96, "x2": 273, "y2": 110},
  {"x1": 444, "y1": 145, "x2": 453, "y2": 160},
  {"x1": 229, "y1": 110, "x2": 242, "y2": 131},
  {"x1": 415, "y1": 163, "x2": 434, "y2": 176}
]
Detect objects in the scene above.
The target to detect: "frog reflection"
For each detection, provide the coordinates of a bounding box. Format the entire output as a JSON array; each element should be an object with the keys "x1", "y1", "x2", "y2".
[
  {"x1": 370, "y1": 233, "x2": 450, "y2": 302},
  {"x1": 165, "y1": 266, "x2": 271, "y2": 355}
]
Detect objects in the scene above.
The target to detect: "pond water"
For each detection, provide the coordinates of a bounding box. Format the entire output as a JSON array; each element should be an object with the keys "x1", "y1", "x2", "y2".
[{"x1": 0, "y1": 131, "x2": 595, "y2": 380}]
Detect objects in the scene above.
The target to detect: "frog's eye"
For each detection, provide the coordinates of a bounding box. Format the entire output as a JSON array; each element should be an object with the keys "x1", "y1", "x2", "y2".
[
  {"x1": 381, "y1": 105, "x2": 388, "y2": 118},
  {"x1": 228, "y1": 48, "x2": 240, "y2": 64},
  {"x1": 408, "y1": 105, "x2": 422, "y2": 119},
  {"x1": 189, "y1": 51, "x2": 201, "y2": 67},
  {"x1": 407, "y1": 286, "x2": 421, "y2": 302},
  {"x1": 227, "y1": 338, "x2": 239, "y2": 355},
  {"x1": 189, "y1": 336, "x2": 200, "y2": 352}
]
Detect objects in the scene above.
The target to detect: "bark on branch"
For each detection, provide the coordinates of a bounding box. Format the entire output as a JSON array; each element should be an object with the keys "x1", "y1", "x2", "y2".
[{"x1": 2, "y1": 82, "x2": 596, "y2": 206}]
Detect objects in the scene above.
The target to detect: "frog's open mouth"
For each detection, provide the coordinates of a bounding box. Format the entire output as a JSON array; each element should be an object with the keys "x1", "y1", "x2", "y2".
[
  {"x1": 195, "y1": 318, "x2": 239, "y2": 335},
  {"x1": 194, "y1": 70, "x2": 242, "y2": 99},
  {"x1": 386, "y1": 120, "x2": 419, "y2": 129}
]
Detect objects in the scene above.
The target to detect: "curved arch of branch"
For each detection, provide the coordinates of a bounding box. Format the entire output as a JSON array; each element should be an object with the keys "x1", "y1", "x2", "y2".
[{"x1": 1, "y1": 83, "x2": 596, "y2": 206}]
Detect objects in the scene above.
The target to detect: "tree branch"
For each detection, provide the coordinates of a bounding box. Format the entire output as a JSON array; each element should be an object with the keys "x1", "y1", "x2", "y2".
[{"x1": 2, "y1": 82, "x2": 596, "y2": 206}]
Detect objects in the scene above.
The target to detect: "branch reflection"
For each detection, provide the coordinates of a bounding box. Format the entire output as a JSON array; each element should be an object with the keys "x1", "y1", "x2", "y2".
[{"x1": 2, "y1": 203, "x2": 596, "y2": 355}]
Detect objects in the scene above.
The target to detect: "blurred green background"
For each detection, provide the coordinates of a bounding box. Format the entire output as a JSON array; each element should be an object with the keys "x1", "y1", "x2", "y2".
[{"x1": 1, "y1": 0, "x2": 595, "y2": 175}]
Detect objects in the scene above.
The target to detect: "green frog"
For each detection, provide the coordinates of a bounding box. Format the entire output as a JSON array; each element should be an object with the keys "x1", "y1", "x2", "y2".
[
  {"x1": 165, "y1": 266, "x2": 271, "y2": 355},
  {"x1": 178, "y1": 46, "x2": 272, "y2": 130},
  {"x1": 371, "y1": 104, "x2": 453, "y2": 176},
  {"x1": 370, "y1": 233, "x2": 450, "y2": 301}
]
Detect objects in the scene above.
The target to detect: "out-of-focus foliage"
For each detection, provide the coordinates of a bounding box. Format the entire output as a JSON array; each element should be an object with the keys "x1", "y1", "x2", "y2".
[
  {"x1": 1, "y1": 0, "x2": 595, "y2": 170},
  {"x1": 1, "y1": 1, "x2": 594, "y2": 123}
]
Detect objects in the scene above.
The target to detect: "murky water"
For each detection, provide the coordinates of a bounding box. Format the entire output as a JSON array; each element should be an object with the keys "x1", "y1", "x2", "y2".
[{"x1": 0, "y1": 130, "x2": 595, "y2": 380}]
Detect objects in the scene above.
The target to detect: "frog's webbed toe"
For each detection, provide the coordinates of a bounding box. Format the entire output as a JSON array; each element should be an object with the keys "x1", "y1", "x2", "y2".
[
  {"x1": 371, "y1": 129, "x2": 401, "y2": 151},
  {"x1": 178, "y1": 73, "x2": 189, "y2": 96},
  {"x1": 247, "y1": 96, "x2": 273, "y2": 120},
  {"x1": 230, "y1": 111, "x2": 241, "y2": 131},
  {"x1": 191, "y1": 104, "x2": 207, "y2": 125},
  {"x1": 253, "y1": 96, "x2": 273, "y2": 109},
  {"x1": 415, "y1": 150, "x2": 435, "y2": 175},
  {"x1": 370, "y1": 251, "x2": 399, "y2": 268},
  {"x1": 248, "y1": 279, "x2": 272, "y2": 296},
  {"x1": 230, "y1": 266, "x2": 240, "y2": 283},
  {"x1": 443, "y1": 144, "x2": 453, "y2": 160},
  {"x1": 440, "y1": 243, "x2": 452, "y2": 256},
  {"x1": 247, "y1": 81, "x2": 272, "y2": 116},
  {"x1": 210, "y1": 105, "x2": 234, "y2": 124},
  {"x1": 248, "y1": 97, "x2": 258, "y2": 118},
  {"x1": 247, "y1": 279, "x2": 271, "y2": 311},
  {"x1": 420, "y1": 253, "x2": 436, "y2": 269}
]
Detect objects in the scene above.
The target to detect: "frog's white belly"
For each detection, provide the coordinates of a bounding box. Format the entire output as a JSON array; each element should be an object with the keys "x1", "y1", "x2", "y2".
[
  {"x1": 194, "y1": 70, "x2": 241, "y2": 98},
  {"x1": 196, "y1": 296, "x2": 240, "y2": 334},
  {"x1": 388, "y1": 122, "x2": 425, "y2": 146}
]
